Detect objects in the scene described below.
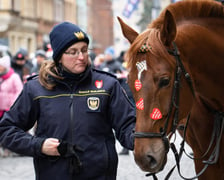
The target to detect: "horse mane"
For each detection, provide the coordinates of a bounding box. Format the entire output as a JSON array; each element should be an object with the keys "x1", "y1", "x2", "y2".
[
  {"x1": 126, "y1": 0, "x2": 224, "y2": 70},
  {"x1": 149, "y1": 0, "x2": 224, "y2": 29}
]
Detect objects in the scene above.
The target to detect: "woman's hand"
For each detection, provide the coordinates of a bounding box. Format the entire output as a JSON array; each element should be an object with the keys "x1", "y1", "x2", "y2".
[{"x1": 41, "y1": 138, "x2": 60, "y2": 156}]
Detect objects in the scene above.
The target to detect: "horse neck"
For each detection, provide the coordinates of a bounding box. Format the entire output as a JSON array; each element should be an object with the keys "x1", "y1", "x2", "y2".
[{"x1": 176, "y1": 20, "x2": 224, "y2": 111}]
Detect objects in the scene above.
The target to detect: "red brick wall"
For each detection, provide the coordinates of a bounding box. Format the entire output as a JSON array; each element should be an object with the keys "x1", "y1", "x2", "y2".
[{"x1": 88, "y1": 0, "x2": 114, "y2": 53}]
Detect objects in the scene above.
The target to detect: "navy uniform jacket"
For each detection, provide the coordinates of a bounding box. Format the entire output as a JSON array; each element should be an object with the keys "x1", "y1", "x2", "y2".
[{"x1": 0, "y1": 67, "x2": 136, "y2": 180}]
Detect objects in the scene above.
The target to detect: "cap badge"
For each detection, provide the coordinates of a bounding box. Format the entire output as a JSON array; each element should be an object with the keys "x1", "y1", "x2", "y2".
[
  {"x1": 87, "y1": 97, "x2": 100, "y2": 110},
  {"x1": 17, "y1": 53, "x2": 23, "y2": 58},
  {"x1": 74, "y1": 31, "x2": 85, "y2": 40}
]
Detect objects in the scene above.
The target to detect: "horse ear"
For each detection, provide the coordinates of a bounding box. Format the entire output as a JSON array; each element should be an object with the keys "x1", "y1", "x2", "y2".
[
  {"x1": 160, "y1": 10, "x2": 176, "y2": 46},
  {"x1": 117, "y1": 16, "x2": 139, "y2": 44}
]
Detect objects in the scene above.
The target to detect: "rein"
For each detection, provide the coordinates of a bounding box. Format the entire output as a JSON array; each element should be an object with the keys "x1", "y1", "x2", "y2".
[
  {"x1": 171, "y1": 111, "x2": 224, "y2": 180},
  {"x1": 134, "y1": 42, "x2": 223, "y2": 179},
  {"x1": 167, "y1": 43, "x2": 224, "y2": 180}
]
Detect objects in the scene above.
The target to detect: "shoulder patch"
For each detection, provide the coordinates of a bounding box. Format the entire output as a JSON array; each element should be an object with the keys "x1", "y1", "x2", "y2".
[{"x1": 92, "y1": 68, "x2": 117, "y2": 79}]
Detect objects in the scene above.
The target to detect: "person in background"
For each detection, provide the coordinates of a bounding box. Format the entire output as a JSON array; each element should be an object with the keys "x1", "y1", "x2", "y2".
[
  {"x1": 116, "y1": 50, "x2": 126, "y2": 64},
  {"x1": 11, "y1": 50, "x2": 26, "y2": 81},
  {"x1": 18, "y1": 48, "x2": 33, "y2": 77},
  {"x1": 0, "y1": 21, "x2": 135, "y2": 180},
  {"x1": 89, "y1": 43, "x2": 102, "y2": 64},
  {"x1": 43, "y1": 42, "x2": 53, "y2": 59},
  {"x1": 93, "y1": 53, "x2": 105, "y2": 70},
  {"x1": 99, "y1": 46, "x2": 125, "y2": 75},
  {"x1": 0, "y1": 55, "x2": 23, "y2": 157},
  {"x1": 11, "y1": 49, "x2": 33, "y2": 82},
  {"x1": 31, "y1": 49, "x2": 47, "y2": 74}
]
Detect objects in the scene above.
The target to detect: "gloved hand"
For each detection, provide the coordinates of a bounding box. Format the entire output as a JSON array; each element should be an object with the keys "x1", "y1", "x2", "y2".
[{"x1": 57, "y1": 140, "x2": 83, "y2": 174}]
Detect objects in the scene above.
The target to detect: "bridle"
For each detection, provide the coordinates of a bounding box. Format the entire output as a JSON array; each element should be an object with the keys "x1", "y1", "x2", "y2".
[
  {"x1": 134, "y1": 41, "x2": 194, "y2": 179},
  {"x1": 134, "y1": 41, "x2": 195, "y2": 178},
  {"x1": 134, "y1": 41, "x2": 224, "y2": 179},
  {"x1": 134, "y1": 42, "x2": 195, "y2": 152}
]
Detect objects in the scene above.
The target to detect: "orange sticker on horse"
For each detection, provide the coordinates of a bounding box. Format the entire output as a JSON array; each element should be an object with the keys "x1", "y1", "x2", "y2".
[
  {"x1": 150, "y1": 108, "x2": 162, "y2": 120},
  {"x1": 135, "y1": 79, "x2": 142, "y2": 91},
  {"x1": 136, "y1": 98, "x2": 144, "y2": 110}
]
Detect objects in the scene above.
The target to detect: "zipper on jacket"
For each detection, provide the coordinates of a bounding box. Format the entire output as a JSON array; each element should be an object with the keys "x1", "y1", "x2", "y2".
[{"x1": 69, "y1": 93, "x2": 74, "y2": 143}]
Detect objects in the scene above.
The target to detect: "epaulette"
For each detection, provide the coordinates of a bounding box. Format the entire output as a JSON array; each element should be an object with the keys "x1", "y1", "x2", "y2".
[
  {"x1": 26, "y1": 74, "x2": 39, "y2": 81},
  {"x1": 92, "y1": 68, "x2": 117, "y2": 79}
]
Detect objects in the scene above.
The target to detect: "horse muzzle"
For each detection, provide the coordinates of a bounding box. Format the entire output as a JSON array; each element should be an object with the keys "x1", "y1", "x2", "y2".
[{"x1": 134, "y1": 137, "x2": 168, "y2": 173}]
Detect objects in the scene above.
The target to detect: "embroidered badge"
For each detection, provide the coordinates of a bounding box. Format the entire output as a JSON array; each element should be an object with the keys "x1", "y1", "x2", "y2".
[
  {"x1": 150, "y1": 108, "x2": 162, "y2": 120},
  {"x1": 17, "y1": 53, "x2": 23, "y2": 59},
  {"x1": 74, "y1": 31, "x2": 85, "y2": 40},
  {"x1": 136, "y1": 98, "x2": 144, "y2": 110},
  {"x1": 87, "y1": 97, "x2": 100, "y2": 110},
  {"x1": 136, "y1": 60, "x2": 147, "y2": 80},
  {"x1": 135, "y1": 79, "x2": 142, "y2": 91},
  {"x1": 95, "y1": 80, "x2": 103, "y2": 89}
]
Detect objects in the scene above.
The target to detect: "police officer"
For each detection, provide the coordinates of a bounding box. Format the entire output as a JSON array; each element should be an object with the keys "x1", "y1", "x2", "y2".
[{"x1": 0, "y1": 22, "x2": 136, "y2": 180}]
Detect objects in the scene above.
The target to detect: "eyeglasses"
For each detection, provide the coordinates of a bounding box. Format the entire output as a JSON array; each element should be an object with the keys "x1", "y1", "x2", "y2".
[{"x1": 64, "y1": 48, "x2": 89, "y2": 58}]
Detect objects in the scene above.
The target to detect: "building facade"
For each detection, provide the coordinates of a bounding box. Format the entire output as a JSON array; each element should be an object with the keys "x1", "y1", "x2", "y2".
[
  {"x1": 0, "y1": 0, "x2": 178, "y2": 58},
  {"x1": 0, "y1": 0, "x2": 73, "y2": 55},
  {"x1": 0, "y1": 0, "x2": 114, "y2": 57},
  {"x1": 87, "y1": 0, "x2": 113, "y2": 53}
]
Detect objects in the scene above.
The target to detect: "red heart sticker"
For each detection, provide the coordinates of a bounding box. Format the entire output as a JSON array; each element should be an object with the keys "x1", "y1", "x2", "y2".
[
  {"x1": 150, "y1": 108, "x2": 162, "y2": 120},
  {"x1": 136, "y1": 98, "x2": 144, "y2": 110},
  {"x1": 135, "y1": 79, "x2": 142, "y2": 91}
]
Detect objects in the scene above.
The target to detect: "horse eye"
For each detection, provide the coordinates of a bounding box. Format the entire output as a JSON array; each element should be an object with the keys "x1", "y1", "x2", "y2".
[{"x1": 158, "y1": 77, "x2": 170, "y2": 88}]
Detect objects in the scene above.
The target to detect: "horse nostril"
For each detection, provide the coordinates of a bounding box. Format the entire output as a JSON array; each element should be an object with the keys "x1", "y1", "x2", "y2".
[{"x1": 147, "y1": 154, "x2": 157, "y2": 169}]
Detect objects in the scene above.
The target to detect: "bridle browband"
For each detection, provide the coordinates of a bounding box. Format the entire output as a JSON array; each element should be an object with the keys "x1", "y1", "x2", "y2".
[{"x1": 134, "y1": 42, "x2": 224, "y2": 179}]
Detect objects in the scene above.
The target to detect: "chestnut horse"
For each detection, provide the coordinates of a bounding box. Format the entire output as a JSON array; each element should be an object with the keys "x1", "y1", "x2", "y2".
[{"x1": 118, "y1": 0, "x2": 224, "y2": 179}]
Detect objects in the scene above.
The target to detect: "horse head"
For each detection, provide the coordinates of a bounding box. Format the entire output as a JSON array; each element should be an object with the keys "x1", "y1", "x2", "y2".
[{"x1": 118, "y1": 9, "x2": 194, "y2": 173}]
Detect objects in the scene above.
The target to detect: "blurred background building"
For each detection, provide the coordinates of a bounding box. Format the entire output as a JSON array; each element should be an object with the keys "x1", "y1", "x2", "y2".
[{"x1": 0, "y1": 0, "x2": 221, "y2": 58}]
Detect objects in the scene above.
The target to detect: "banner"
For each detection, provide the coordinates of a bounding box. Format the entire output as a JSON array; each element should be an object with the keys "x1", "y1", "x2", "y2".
[{"x1": 122, "y1": 0, "x2": 140, "y2": 18}]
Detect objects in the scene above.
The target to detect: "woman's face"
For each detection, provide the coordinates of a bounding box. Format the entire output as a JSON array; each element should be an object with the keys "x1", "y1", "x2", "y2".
[{"x1": 60, "y1": 42, "x2": 89, "y2": 74}]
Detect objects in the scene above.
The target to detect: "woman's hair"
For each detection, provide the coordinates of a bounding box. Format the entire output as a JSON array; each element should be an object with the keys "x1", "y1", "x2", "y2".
[{"x1": 39, "y1": 60, "x2": 63, "y2": 90}]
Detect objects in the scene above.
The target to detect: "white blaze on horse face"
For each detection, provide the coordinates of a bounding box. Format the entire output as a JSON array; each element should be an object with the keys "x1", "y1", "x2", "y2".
[{"x1": 136, "y1": 60, "x2": 147, "y2": 80}]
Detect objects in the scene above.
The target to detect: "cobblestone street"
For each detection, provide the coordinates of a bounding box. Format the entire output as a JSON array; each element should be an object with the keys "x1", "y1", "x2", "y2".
[{"x1": 0, "y1": 134, "x2": 196, "y2": 180}]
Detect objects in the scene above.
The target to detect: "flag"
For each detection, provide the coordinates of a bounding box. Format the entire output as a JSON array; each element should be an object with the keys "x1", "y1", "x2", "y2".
[
  {"x1": 122, "y1": 0, "x2": 140, "y2": 18},
  {"x1": 171, "y1": 0, "x2": 182, "y2": 3}
]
